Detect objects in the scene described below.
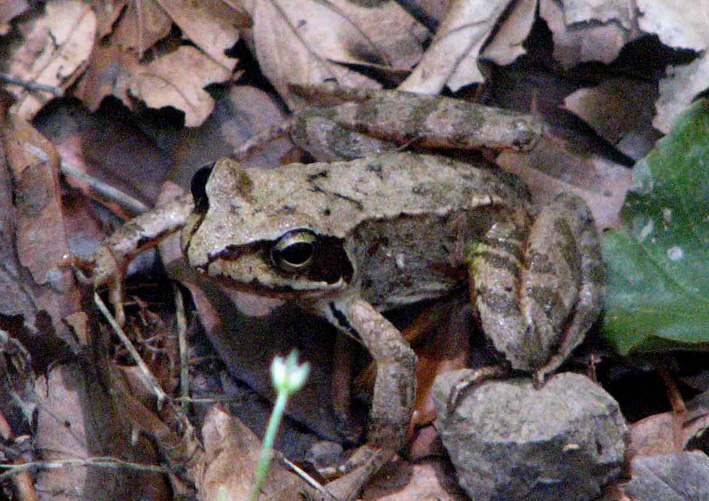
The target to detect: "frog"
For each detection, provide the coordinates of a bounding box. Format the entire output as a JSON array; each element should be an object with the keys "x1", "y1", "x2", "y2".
[
  {"x1": 89, "y1": 88, "x2": 604, "y2": 500},
  {"x1": 177, "y1": 152, "x2": 604, "y2": 498}
]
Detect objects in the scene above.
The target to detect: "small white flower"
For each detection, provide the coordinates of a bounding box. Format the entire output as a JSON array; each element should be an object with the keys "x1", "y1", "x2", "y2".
[{"x1": 271, "y1": 350, "x2": 310, "y2": 394}]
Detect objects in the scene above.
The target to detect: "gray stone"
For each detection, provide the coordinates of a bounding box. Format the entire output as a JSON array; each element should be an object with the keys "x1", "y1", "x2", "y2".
[
  {"x1": 433, "y1": 371, "x2": 628, "y2": 501},
  {"x1": 624, "y1": 451, "x2": 709, "y2": 500}
]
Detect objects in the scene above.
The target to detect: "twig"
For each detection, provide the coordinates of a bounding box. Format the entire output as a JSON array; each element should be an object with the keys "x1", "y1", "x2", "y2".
[
  {"x1": 94, "y1": 293, "x2": 168, "y2": 410},
  {"x1": 281, "y1": 456, "x2": 338, "y2": 500},
  {"x1": 60, "y1": 162, "x2": 149, "y2": 215},
  {"x1": 0, "y1": 456, "x2": 170, "y2": 481},
  {"x1": 174, "y1": 284, "x2": 189, "y2": 412}
]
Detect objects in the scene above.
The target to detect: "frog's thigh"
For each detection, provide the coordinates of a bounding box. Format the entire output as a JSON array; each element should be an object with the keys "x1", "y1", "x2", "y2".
[
  {"x1": 530, "y1": 193, "x2": 604, "y2": 377},
  {"x1": 345, "y1": 298, "x2": 416, "y2": 448},
  {"x1": 472, "y1": 194, "x2": 602, "y2": 375}
]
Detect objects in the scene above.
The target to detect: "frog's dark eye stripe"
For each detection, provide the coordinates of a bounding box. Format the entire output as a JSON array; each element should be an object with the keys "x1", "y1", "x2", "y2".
[
  {"x1": 270, "y1": 229, "x2": 354, "y2": 285},
  {"x1": 191, "y1": 164, "x2": 214, "y2": 214}
]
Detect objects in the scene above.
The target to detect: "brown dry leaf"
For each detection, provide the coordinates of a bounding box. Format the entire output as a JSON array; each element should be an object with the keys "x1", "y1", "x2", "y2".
[
  {"x1": 111, "y1": 0, "x2": 172, "y2": 57},
  {"x1": 154, "y1": 0, "x2": 244, "y2": 70},
  {"x1": 1, "y1": 112, "x2": 82, "y2": 348},
  {"x1": 539, "y1": 0, "x2": 640, "y2": 69},
  {"x1": 481, "y1": 0, "x2": 536, "y2": 67},
  {"x1": 0, "y1": 0, "x2": 28, "y2": 35},
  {"x1": 399, "y1": 0, "x2": 512, "y2": 93},
  {"x1": 34, "y1": 364, "x2": 170, "y2": 500},
  {"x1": 627, "y1": 408, "x2": 709, "y2": 458},
  {"x1": 633, "y1": 2, "x2": 709, "y2": 133},
  {"x1": 129, "y1": 46, "x2": 231, "y2": 126},
  {"x1": 564, "y1": 78, "x2": 660, "y2": 160},
  {"x1": 173, "y1": 85, "x2": 294, "y2": 173},
  {"x1": 74, "y1": 44, "x2": 142, "y2": 111},
  {"x1": 363, "y1": 458, "x2": 468, "y2": 500},
  {"x1": 92, "y1": 0, "x2": 128, "y2": 38},
  {"x1": 4, "y1": 0, "x2": 96, "y2": 120},
  {"x1": 244, "y1": 0, "x2": 426, "y2": 105},
  {"x1": 192, "y1": 407, "x2": 315, "y2": 501},
  {"x1": 497, "y1": 137, "x2": 633, "y2": 231}
]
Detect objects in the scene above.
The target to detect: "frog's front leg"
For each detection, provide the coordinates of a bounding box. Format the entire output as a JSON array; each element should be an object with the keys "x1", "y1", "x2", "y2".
[
  {"x1": 91, "y1": 194, "x2": 194, "y2": 324},
  {"x1": 320, "y1": 297, "x2": 416, "y2": 499},
  {"x1": 470, "y1": 193, "x2": 604, "y2": 383}
]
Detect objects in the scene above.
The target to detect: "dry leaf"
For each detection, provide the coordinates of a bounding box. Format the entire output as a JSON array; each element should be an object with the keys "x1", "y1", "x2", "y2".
[
  {"x1": 0, "y1": 0, "x2": 28, "y2": 35},
  {"x1": 636, "y1": 0, "x2": 709, "y2": 51},
  {"x1": 539, "y1": 0, "x2": 640, "y2": 68},
  {"x1": 654, "y1": 56, "x2": 709, "y2": 133},
  {"x1": 1, "y1": 112, "x2": 82, "y2": 347},
  {"x1": 400, "y1": 0, "x2": 512, "y2": 93},
  {"x1": 497, "y1": 137, "x2": 633, "y2": 231},
  {"x1": 363, "y1": 458, "x2": 468, "y2": 500},
  {"x1": 481, "y1": 0, "x2": 536, "y2": 66},
  {"x1": 564, "y1": 78, "x2": 660, "y2": 159},
  {"x1": 74, "y1": 44, "x2": 142, "y2": 111},
  {"x1": 92, "y1": 0, "x2": 128, "y2": 38},
  {"x1": 563, "y1": 0, "x2": 634, "y2": 27},
  {"x1": 247, "y1": 0, "x2": 425, "y2": 105},
  {"x1": 5, "y1": 0, "x2": 96, "y2": 120},
  {"x1": 628, "y1": 408, "x2": 709, "y2": 458},
  {"x1": 111, "y1": 0, "x2": 172, "y2": 56},
  {"x1": 129, "y1": 46, "x2": 231, "y2": 126},
  {"x1": 153, "y1": 0, "x2": 242, "y2": 70},
  {"x1": 192, "y1": 407, "x2": 314, "y2": 501}
]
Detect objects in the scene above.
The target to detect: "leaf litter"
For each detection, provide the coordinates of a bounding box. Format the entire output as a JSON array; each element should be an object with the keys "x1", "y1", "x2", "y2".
[{"x1": 2, "y1": 1, "x2": 709, "y2": 500}]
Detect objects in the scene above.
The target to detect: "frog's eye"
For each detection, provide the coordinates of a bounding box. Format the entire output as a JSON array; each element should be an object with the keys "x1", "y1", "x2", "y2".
[
  {"x1": 191, "y1": 164, "x2": 214, "y2": 213},
  {"x1": 271, "y1": 230, "x2": 317, "y2": 272}
]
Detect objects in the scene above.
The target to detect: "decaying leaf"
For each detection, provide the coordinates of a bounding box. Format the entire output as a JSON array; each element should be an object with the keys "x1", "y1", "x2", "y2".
[
  {"x1": 4, "y1": 0, "x2": 97, "y2": 120},
  {"x1": 1, "y1": 111, "x2": 82, "y2": 348},
  {"x1": 111, "y1": 0, "x2": 172, "y2": 57},
  {"x1": 246, "y1": 0, "x2": 425, "y2": 105},
  {"x1": 129, "y1": 46, "x2": 231, "y2": 126},
  {"x1": 628, "y1": 408, "x2": 709, "y2": 458},
  {"x1": 192, "y1": 407, "x2": 314, "y2": 500},
  {"x1": 539, "y1": 0, "x2": 640, "y2": 69},
  {"x1": 636, "y1": 0, "x2": 709, "y2": 51},
  {"x1": 0, "y1": 0, "x2": 28, "y2": 35},
  {"x1": 481, "y1": 0, "x2": 536, "y2": 67},
  {"x1": 399, "y1": 0, "x2": 512, "y2": 93},
  {"x1": 497, "y1": 137, "x2": 633, "y2": 231},
  {"x1": 654, "y1": 56, "x2": 709, "y2": 133},
  {"x1": 564, "y1": 78, "x2": 660, "y2": 160},
  {"x1": 153, "y1": 0, "x2": 243, "y2": 70}
]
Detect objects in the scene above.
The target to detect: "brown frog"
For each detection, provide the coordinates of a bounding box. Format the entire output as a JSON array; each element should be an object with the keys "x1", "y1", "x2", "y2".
[{"x1": 91, "y1": 89, "x2": 604, "y2": 500}]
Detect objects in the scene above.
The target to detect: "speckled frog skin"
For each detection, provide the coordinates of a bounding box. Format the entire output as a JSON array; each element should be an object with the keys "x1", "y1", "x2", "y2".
[{"x1": 180, "y1": 152, "x2": 604, "y2": 488}]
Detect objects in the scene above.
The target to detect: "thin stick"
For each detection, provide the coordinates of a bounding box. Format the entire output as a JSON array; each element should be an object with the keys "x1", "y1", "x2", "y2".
[
  {"x1": 0, "y1": 456, "x2": 170, "y2": 481},
  {"x1": 94, "y1": 293, "x2": 168, "y2": 410},
  {"x1": 174, "y1": 284, "x2": 189, "y2": 412},
  {"x1": 60, "y1": 162, "x2": 149, "y2": 215}
]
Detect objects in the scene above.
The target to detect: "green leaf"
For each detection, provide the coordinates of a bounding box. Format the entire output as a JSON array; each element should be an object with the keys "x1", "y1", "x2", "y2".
[{"x1": 601, "y1": 99, "x2": 709, "y2": 355}]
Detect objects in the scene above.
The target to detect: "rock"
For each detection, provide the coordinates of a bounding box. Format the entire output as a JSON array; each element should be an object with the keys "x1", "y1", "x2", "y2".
[
  {"x1": 432, "y1": 371, "x2": 628, "y2": 501},
  {"x1": 624, "y1": 451, "x2": 709, "y2": 500}
]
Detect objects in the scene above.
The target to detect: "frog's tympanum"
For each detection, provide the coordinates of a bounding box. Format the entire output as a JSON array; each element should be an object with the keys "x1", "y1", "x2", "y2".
[{"x1": 180, "y1": 152, "x2": 604, "y2": 493}]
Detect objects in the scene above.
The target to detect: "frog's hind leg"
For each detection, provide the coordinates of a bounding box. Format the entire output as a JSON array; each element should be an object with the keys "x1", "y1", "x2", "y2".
[{"x1": 470, "y1": 193, "x2": 604, "y2": 382}]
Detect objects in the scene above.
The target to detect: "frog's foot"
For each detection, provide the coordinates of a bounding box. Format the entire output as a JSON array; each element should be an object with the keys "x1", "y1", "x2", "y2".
[{"x1": 446, "y1": 364, "x2": 512, "y2": 412}]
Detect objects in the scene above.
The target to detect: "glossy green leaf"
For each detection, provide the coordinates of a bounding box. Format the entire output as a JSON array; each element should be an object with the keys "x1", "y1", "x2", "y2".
[{"x1": 601, "y1": 99, "x2": 709, "y2": 355}]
